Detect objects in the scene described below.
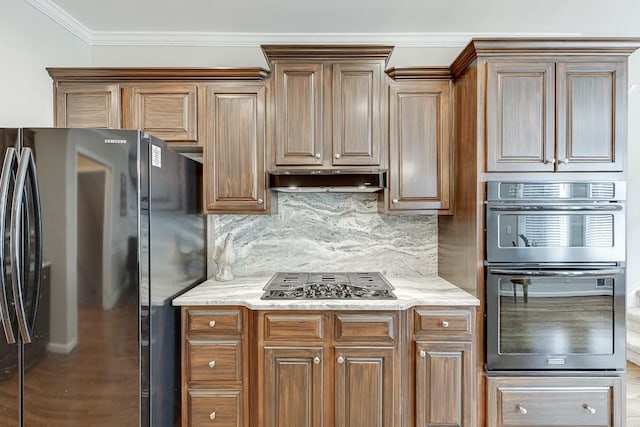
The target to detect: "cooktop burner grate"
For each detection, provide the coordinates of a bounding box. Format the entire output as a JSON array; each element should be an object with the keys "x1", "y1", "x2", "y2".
[{"x1": 261, "y1": 272, "x2": 397, "y2": 300}]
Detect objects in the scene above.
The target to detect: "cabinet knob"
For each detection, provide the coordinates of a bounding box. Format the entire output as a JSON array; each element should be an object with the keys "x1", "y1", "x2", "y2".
[
  {"x1": 208, "y1": 360, "x2": 216, "y2": 368},
  {"x1": 313, "y1": 356, "x2": 321, "y2": 364},
  {"x1": 257, "y1": 198, "x2": 263, "y2": 205},
  {"x1": 208, "y1": 320, "x2": 216, "y2": 328},
  {"x1": 337, "y1": 356, "x2": 345, "y2": 364},
  {"x1": 558, "y1": 158, "x2": 570, "y2": 164},
  {"x1": 515, "y1": 404, "x2": 527, "y2": 415},
  {"x1": 315, "y1": 153, "x2": 321, "y2": 159},
  {"x1": 441, "y1": 320, "x2": 449, "y2": 328},
  {"x1": 583, "y1": 404, "x2": 596, "y2": 414},
  {"x1": 392, "y1": 199, "x2": 399, "y2": 204},
  {"x1": 335, "y1": 154, "x2": 341, "y2": 159},
  {"x1": 419, "y1": 350, "x2": 426, "y2": 358},
  {"x1": 209, "y1": 411, "x2": 216, "y2": 420},
  {"x1": 544, "y1": 158, "x2": 555, "y2": 164}
]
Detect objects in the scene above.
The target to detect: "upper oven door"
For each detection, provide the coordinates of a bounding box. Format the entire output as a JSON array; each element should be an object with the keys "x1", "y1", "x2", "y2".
[{"x1": 486, "y1": 202, "x2": 625, "y2": 263}]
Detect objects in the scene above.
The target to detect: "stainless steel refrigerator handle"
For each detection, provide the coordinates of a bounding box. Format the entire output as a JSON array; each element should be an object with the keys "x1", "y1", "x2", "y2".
[
  {"x1": 10, "y1": 147, "x2": 33, "y2": 344},
  {"x1": 26, "y1": 147, "x2": 42, "y2": 337},
  {"x1": 0, "y1": 147, "x2": 17, "y2": 344},
  {"x1": 490, "y1": 268, "x2": 624, "y2": 277},
  {"x1": 488, "y1": 205, "x2": 623, "y2": 212}
]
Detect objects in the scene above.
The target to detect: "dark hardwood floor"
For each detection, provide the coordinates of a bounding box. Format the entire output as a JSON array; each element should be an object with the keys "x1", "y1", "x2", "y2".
[{"x1": 629, "y1": 361, "x2": 640, "y2": 427}]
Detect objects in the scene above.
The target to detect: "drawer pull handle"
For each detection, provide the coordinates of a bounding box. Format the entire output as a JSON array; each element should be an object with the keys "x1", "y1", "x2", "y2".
[
  {"x1": 419, "y1": 350, "x2": 426, "y2": 358},
  {"x1": 515, "y1": 404, "x2": 527, "y2": 415},
  {"x1": 441, "y1": 320, "x2": 449, "y2": 328},
  {"x1": 313, "y1": 356, "x2": 321, "y2": 364},
  {"x1": 208, "y1": 360, "x2": 216, "y2": 368},
  {"x1": 209, "y1": 320, "x2": 216, "y2": 328},
  {"x1": 337, "y1": 356, "x2": 345, "y2": 364},
  {"x1": 583, "y1": 404, "x2": 596, "y2": 414},
  {"x1": 209, "y1": 411, "x2": 216, "y2": 420}
]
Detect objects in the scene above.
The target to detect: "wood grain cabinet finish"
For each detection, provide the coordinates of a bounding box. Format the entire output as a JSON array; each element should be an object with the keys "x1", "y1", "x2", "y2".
[
  {"x1": 204, "y1": 83, "x2": 267, "y2": 213},
  {"x1": 415, "y1": 341, "x2": 472, "y2": 427},
  {"x1": 273, "y1": 63, "x2": 324, "y2": 165},
  {"x1": 486, "y1": 376, "x2": 623, "y2": 427},
  {"x1": 182, "y1": 307, "x2": 249, "y2": 427},
  {"x1": 334, "y1": 346, "x2": 395, "y2": 427},
  {"x1": 122, "y1": 83, "x2": 202, "y2": 147},
  {"x1": 388, "y1": 81, "x2": 452, "y2": 212},
  {"x1": 55, "y1": 82, "x2": 120, "y2": 128},
  {"x1": 412, "y1": 307, "x2": 475, "y2": 427},
  {"x1": 258, "y1": 311, "x2": 399, "y2": 427},
  {"x1": 263, "y1": 347, "x2": 325, "y2": 427},
  {"x1": 332, "y1": 63, "x2": 383, "y2": 166},
  {"x1": 486, "y1": 58, "x2": 627, "y2": 172}
]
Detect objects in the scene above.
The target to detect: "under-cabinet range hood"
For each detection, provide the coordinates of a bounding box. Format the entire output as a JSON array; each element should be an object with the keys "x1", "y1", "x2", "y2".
[{"x1": 268, "y1": 169, "x2": 387, "y2": 193}]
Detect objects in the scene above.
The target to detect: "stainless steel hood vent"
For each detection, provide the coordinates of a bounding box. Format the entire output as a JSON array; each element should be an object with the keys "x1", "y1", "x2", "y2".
[{"x1": 268, "y1": 169, "x2": 387, "y2": 193}]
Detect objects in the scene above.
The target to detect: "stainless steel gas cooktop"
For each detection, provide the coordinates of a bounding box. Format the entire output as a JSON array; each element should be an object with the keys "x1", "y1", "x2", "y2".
[{"x1": 261, "y1": 272, "x2": 397, "y2": 300}]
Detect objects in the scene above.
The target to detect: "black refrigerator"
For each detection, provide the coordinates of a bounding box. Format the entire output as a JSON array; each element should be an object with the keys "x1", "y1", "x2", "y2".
[{"x1": 0, "y1": 128, "x2": 206, "y2": 426}]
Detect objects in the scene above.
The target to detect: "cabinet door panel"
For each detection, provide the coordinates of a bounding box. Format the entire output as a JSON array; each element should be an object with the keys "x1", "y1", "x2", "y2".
[
  {"x1": 416, "y1": 341, "x2": 473, "y2": 427},
  {"x1": 55, "y1": 83, "x2": 120, "y2": 128},
  {"x1": 263, "y1": 347, "x2": 324, "y2": 427},
  {"x1": 274, "y1": 63, "x2": 324, "y2": 165},
  {"x1": 556, "y1": 61, "x2": 625, "y2": 171},
  {"x1": 388, "y1": 82, "x2": 451, "y2": 211},
  {"x1": 123, "y1": 83, "x2": 200, "y2": 145},
  {"x1": 204, "y1": 84, "x2": 266, "y2": 212},
  {"x1": 486, "y1": 61, "x2": 555, "y2": 172},
  {"x1": 334, "y1": 346, "x2": 394, "y2": 427},
  {"x1": 333, "y1": 63, "x2": 382, "y2": 166}
]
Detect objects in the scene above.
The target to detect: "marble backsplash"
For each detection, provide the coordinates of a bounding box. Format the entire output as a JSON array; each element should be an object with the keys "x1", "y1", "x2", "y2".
[{"x1": 207, "y1": 193, "x2": 437, "y2": 278}]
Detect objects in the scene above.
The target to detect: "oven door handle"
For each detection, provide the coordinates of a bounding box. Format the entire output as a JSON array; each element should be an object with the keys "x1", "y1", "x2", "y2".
[
  {"x1": 488, "y1": 205, "x2": 623, "y2": 212},
  {"x1": 490, "y1": 268, "x2": 624, "y2": 277}
]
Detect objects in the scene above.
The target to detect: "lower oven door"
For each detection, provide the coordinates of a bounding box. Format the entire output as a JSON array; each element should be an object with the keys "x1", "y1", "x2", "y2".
[{"x1": 486, "y1": 264, "x2": 626, "y2": 371}]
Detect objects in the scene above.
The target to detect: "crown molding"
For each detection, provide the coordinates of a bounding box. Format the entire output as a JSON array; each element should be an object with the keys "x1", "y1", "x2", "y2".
[
  {"x1": 22, "y1": 3, "x2": 583, "y2": 48},
  {"x1": 25, "y1": 0, "x2": 92, "y2": 44}
]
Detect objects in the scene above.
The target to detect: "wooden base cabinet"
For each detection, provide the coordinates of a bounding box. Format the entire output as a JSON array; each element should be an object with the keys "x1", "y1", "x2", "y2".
[{"x1": 486, "y1": 376, "x2": 624, "y2": 427}]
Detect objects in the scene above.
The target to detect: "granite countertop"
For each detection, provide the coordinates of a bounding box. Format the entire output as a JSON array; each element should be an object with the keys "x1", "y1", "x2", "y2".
[{"x1": 172, "y1": 275, "x2": 479, "y2": 310}]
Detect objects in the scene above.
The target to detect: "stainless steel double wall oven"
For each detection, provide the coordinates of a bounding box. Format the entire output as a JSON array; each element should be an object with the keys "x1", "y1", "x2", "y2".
[{"x1": 485, "y1": 181, "x2": 626, "y2": 371}]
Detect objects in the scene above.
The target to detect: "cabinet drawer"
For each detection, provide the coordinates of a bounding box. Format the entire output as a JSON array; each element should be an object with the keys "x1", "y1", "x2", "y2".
[
  {"x1": 187, "y1": 309, "x2": 243, "y2": 336},
  {"x1": 187, "y1": 389, "x2": 242, "y2": 427},
  {"x1": 187, "y1": 339, "x2": 242, "y2": 384},
  {"x1": 414, "y1": 308, "x2": 472, "y2": 340},
  {"x1": 334, "y1": 313, "x2": 396, "y2": 342},
  {"x1": 263, "y1": 313, "x2": 324, "y2": 341},
  {"x1": 487, "y1": 376, "x2": 621, "y2": 427}
]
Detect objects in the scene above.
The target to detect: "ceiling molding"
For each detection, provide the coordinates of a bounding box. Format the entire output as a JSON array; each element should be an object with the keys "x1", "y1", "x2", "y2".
[
  {"x1": 25, "y1": 0, "x2": 92, "y2": 44},
  {"x1": 26, "y1": 0, "x2": 581, "y2": 48}
]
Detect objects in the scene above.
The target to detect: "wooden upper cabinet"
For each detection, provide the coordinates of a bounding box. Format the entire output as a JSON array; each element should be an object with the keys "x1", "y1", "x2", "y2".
[
  {"x1": 388, "y1": 81, "x2": 451, "y2": 212},
  {"x1": 55, "y1": 82, "x2": 120, "y2": 128},
  {"x1": 332, "y1": 63, "x2": 383, "y2": 166},
  {"x1": 486, "y1": 58, "x2": 627, "y2": 172},
  {"x1": 122, "y1": 83, "x2": 202, "y2": 147},
  {"x1": 274, "y1": 63, "x2": 324, "y2": 165},
  {"x1": 204, "y1": 83, "x2": 266, "y2": 213},
  {"x1": 486, "y1": 61, "x2": 555, "y2": 172},
  {"x1": 556, "y1": 61, "x2": 626, "y2": 172}
]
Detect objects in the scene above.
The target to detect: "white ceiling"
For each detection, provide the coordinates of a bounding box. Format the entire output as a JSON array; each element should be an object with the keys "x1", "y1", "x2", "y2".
[{"x1": 25, "y1": 0, "x2": 640, "y2": 46}]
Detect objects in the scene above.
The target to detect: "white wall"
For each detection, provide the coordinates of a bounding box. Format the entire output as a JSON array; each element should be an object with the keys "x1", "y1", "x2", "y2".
[{"x1": 0, "y1": 0, "x2": 90, "y2": 127}]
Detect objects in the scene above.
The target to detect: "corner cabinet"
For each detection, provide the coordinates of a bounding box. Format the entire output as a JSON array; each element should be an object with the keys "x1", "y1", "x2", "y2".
[
  {"x1": 264, "y1": 45, "x2": 391, "y2": 168},
  {"x1": 486, "y1": 58, "x2": 627, "y2": 172},
  {"x1": 203, "y1": 83, "x2": 268, "y2": 213},
  {"x1": 386, "y1": 71, "x2": 452, "y2": 214}
]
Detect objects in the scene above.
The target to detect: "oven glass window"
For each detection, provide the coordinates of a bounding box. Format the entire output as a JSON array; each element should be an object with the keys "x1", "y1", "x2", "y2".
[
  {"x1": 497, "y1": 214, "x2": 614, "y2": 248},
  {"x1": 498, "y1": 276, "x2": 614, "y2": 355}
]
